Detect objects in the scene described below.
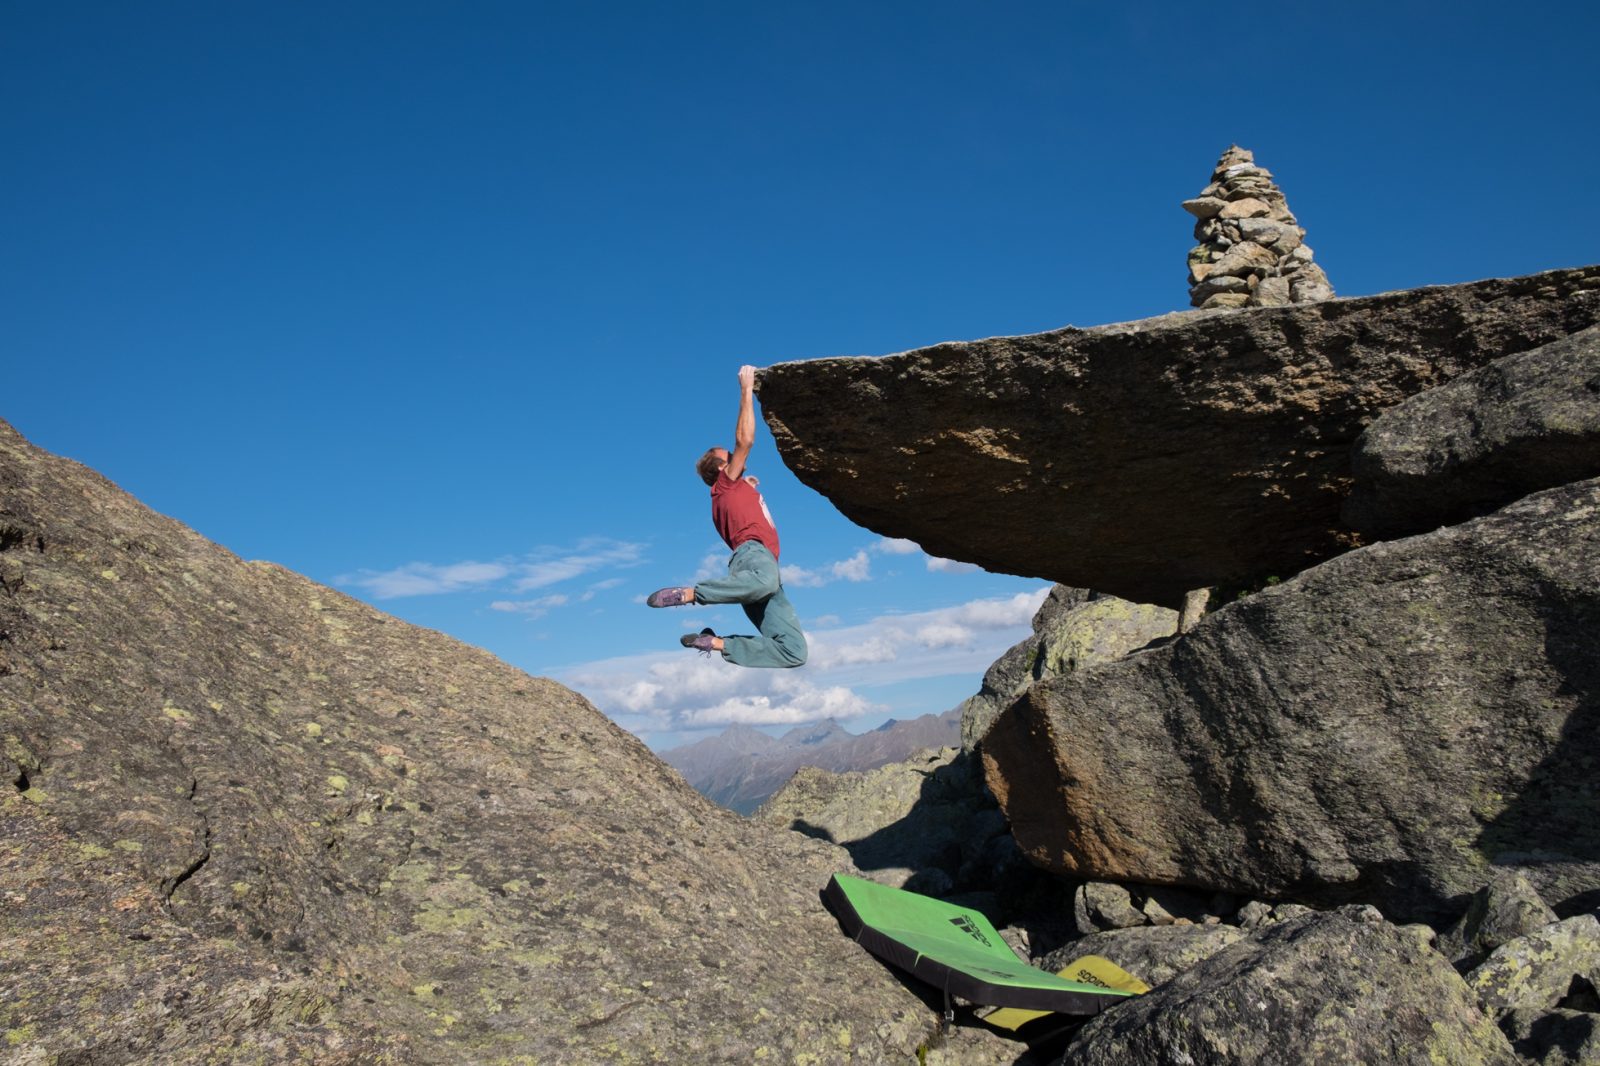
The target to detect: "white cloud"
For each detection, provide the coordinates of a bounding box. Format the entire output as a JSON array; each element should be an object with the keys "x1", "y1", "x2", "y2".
[
  {"x1": 806, "y1": 633, "x2": 900, "y2": 669},
  {"x1": 867, "y1": 537, "x2": 982, "y2": 575},
  {"x1": 785, "y1": 588, "x2": 1049, "y2": 689},
  {"x1": 336, "y1": 538, "x2": 646, "y2": 601},
  {"x1": 916, "y1": 622, "x2": 973, "y2": 649},
  {"x1": 693, "y1": 549, "x2": 729, "y2": 582},
  {"x1": 782, "y1": 550, "x2": 872, "y2": 588},
  {"x1": 780, "y1": 565, "x2": 819, "y2": 587},
  {"x1": 831, "y1": 550, "x2": 871, "y2": 581},
  {"x1": 552, "y1": 586, "x2": 1050, "y2": 737},
  {"x1": 580, "y1": 577, "x2": 624, "y2": 602},
  {"x1": 682, "y1": 684, "x2": 878, "y2": 727},
  {"x1": 338, "y1": 560, "x2": 511, "y2": 599},
  {"x1": 563, "y1": 643, "x2": 863, "y2": 726},
  {"x1": 946, "y1": 591, "x2": 1047, "y2": 628},
  {"x1": 927, "y1": 556, "x2": 982, "y2": 575},
  {"x1": 490, "y1": 594, "x2": 570, "y2": 618},
  {"x1": 512, "y1": 539, "x2": 647, "y2": 591}
]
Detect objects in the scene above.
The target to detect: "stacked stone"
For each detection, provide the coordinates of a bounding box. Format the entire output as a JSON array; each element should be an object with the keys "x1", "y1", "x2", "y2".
[{"x1": 1184, "y1": 146, "x2": 1333, "y2": 309}]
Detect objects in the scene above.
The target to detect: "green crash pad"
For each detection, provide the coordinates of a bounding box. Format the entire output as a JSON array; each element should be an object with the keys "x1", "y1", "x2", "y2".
[{"x1": 823, "y1": 873, "x2": 1134, "y2": 1015}]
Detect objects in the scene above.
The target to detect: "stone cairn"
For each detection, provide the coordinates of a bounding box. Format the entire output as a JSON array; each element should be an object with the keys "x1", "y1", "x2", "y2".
[{"x1": 1184, "y1": 146, "x2": 1333, "y2": 309}]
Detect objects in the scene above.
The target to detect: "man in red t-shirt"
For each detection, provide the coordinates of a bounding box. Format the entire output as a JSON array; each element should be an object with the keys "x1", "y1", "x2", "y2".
[{"x1": 646, "y1": 365, "x2": 808, "y2": 669}]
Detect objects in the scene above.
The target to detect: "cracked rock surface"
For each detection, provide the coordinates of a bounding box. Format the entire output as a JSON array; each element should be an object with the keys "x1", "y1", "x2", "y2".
[{"x1": 0, "y1": 418, "x2": 1008, "y2": 1064}]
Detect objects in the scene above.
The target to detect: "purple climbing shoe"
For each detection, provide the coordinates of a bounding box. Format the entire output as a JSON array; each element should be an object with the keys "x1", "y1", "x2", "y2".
[
  {"x1": 680, "y1": 628, "x2": 719, "y2": 654},
  {"x1": 647, "y1": 586, "x2": 693, "y2": 608}
]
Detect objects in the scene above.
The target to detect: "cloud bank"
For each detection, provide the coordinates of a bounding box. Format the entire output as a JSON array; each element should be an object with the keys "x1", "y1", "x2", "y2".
[
  {"x1": 782, "y1": 550, "x2": 872, "y2": 588},
  {"x1": 557, "y1": 587, "x2": 1048, "y2": 736}
]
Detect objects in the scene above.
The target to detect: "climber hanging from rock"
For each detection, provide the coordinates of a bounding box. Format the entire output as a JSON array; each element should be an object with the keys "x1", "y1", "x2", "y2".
[{"x1": 645, "y1": 365, "x2": 808, "y2": 668}]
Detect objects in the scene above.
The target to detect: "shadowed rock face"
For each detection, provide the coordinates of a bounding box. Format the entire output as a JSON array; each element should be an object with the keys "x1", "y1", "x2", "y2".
[
  {"x1": 757, "y1": 266, "x2": 1600, "y2": 608},
  {"x1": 753, "y1": 748, "x2": 1008, "y2": 900},
  {"x1": 1344, "y1": 323, "x2": 1600, "y2": 539},
  {"x1": 0, "y1": 419, "x2": 960, "y2": 1063},
  {"x1": 981, "y1": 477, "x2": 1600, "y2": 926}
]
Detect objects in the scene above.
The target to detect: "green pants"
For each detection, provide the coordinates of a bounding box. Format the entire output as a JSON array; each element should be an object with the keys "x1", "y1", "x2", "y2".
[{"x1": 694, "y1": 542, "x2": 808, "y2": 669}]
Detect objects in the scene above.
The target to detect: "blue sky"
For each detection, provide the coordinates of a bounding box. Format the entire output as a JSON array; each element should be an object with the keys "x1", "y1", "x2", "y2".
[{"x1": 6, "y1": 2, "x2": 1597, "y2": 750}]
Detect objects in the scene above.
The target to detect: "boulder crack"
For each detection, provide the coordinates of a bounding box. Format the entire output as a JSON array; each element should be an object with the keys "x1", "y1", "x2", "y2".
[
  {"x1": 162, "y1": 769, "x2": 213, "y2": 907},
  {"x1": 164, "y1": 822, "x2": 212, "y2": 903}
]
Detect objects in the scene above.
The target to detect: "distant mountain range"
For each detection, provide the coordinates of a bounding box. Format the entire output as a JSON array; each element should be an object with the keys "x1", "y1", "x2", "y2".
[{"x1": 659, "y1": 710, "x2": 961, "y2": 814}]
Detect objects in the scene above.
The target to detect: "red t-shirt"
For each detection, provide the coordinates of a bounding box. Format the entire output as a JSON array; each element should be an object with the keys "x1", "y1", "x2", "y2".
[{"x1": 710, "y1": 473, "x2": 780, "y2": 559}]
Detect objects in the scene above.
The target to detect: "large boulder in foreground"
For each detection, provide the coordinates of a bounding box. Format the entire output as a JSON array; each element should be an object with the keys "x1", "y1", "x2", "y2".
[
  {"x1": 982, "y1": 477, "x2": 1600, "y2": 925},
  {"x1": 0, "y1": 419, "x2": 960, "y2": 1064},
  {"x1": 1062, "y1": 908, "x2": 1517, "y2": 1065},
  {"x1": 757, "y1": 266, "x2": 1600, "y2": 607},
  {"x1": 1344, "y1": 323, "x2": 1600, "y2": 539}
]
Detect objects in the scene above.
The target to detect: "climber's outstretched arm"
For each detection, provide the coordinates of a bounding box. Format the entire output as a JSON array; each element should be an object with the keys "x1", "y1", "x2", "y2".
[{"x1": 724, "y1": 365, "x2": 756, "y2": 482}]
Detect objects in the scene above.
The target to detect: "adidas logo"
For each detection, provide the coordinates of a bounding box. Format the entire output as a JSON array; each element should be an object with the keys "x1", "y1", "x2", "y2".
[{"x1": 948, "y1": 915, "x2": 992, "y2": 948}]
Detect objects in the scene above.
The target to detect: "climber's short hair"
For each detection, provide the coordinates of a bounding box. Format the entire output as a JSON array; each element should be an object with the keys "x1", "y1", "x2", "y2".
[{"x1": 695, "y1": 448, "x2": 728, "y2": 486}]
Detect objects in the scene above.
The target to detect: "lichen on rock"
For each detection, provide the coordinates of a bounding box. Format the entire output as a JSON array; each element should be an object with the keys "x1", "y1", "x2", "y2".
[{"x1": 0, "y1": 417, "x2": 969, "y2": 1064}]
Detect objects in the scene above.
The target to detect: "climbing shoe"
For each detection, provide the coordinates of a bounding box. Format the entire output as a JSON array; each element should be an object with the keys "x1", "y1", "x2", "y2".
[
  {"x1": 647, "y1": 586, "x2": 693, "y2": 608},
  {"x1": 680, "y1": 628, "x2": 719, "y2": 654}
]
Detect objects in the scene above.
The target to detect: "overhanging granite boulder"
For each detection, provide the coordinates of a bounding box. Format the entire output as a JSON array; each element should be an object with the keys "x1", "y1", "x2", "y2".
[
  {"x1": 981, "y1": 476, "x2": 1600, "y2": 925},
  {"x1": 757, "y1": 266, "x2": 1600, "y2": 607}
]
